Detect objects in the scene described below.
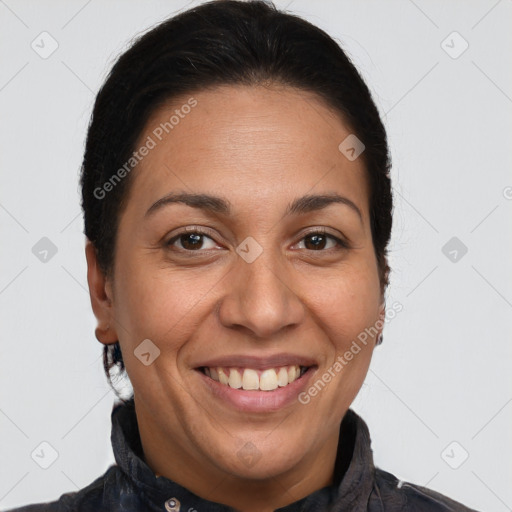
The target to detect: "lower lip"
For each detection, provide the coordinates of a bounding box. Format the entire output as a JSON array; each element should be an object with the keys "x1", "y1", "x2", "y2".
[{"x1": 196, "y1": 367, "x2": 316, "y2": 413}]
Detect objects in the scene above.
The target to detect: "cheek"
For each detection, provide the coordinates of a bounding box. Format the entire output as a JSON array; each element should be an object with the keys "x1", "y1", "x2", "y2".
[
  {"x1": 307, "y1": 264, "x2": 381, "y2": 344},
  {"x1": 113, "y1": 257, "x2": 221, "y2": 349}
]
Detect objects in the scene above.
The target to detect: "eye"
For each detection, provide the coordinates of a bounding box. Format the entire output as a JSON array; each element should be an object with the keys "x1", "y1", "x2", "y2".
[
  {"x1": 296, "y1": 229, "x2": 348, "y2": 251},
  {"x1": 166, "y1": 228, "x2": 219, "y2": 251}
]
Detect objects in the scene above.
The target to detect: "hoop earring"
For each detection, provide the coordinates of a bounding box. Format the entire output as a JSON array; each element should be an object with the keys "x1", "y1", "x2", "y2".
[{"x1": 376, "y1": 333, "x2": 383, "y2": 346}]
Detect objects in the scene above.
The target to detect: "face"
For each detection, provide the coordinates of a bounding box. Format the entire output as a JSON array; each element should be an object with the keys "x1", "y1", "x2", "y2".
[{"x1": 87, "y1": 84, "x2": 384, "y2": 501}]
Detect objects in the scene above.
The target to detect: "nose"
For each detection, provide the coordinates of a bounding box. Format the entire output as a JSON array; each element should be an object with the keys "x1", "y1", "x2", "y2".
[{"x1": 217, "y1": 248, "x2": 305, "y2": 339}]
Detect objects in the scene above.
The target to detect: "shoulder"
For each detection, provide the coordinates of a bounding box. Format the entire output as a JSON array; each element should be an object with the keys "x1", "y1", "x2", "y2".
[
  {"x1": 3, "y1": 466, "x2": 127, "y2": 512},
  {"x1": 371, "y1": 467, "x2": 481, "y2": 512}
]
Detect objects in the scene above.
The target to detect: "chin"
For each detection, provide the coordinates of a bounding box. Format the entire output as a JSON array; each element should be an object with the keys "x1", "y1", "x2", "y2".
[{"x1": 208, "y1": 434, "x2": 305, "y2": 481}]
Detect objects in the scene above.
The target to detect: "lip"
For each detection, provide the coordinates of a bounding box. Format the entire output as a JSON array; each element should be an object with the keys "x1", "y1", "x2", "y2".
[
  {"x1": 193, "y1": 352, "x2": 318, "y2": 371},
  {"x1": 195, "y1": 365, "x2": 317, "y2": 413}
]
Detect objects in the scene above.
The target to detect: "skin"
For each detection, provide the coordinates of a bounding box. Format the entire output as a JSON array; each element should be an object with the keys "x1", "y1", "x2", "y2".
[{"x1": 86, "y1": 84, "x2": 385, "y2": 512}]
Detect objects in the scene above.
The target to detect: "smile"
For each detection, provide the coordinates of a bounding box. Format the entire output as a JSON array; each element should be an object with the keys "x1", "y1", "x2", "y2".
[{"x1": 199, "y1": 365, "x2": 309, "y2": 391}]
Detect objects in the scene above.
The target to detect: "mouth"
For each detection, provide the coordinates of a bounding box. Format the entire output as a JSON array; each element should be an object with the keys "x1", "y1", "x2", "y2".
[
  {"x1": 197, "y1": 364, "x2": 310, "y2": 391},
  {"x1": 194, "y1": 363, "x2": 317, "y2": 413},
  {"x1": 198, "y1": 365, "x2": 311, "y2": 392}
]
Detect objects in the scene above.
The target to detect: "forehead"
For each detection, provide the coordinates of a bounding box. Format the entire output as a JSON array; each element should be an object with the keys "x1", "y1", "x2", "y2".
[{"x1": 127, "y1": 84, "x2": 369, "y2": 218}]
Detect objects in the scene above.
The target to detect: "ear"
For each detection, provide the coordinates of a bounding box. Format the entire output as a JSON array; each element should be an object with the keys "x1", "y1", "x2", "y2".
[{"x1": 85, "y1": 240, "x2": 118, "y2": 345}]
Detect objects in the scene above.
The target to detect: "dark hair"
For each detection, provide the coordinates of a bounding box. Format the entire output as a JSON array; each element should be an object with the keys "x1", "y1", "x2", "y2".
[{"x1": 80, "y1": 0, "x2": 393, "y2": 399}]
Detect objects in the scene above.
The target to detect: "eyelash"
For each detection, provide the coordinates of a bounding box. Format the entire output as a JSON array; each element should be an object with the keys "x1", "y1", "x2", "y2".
[{"x1": 165, "y1": 226, "x2": 349, "y2": 254}]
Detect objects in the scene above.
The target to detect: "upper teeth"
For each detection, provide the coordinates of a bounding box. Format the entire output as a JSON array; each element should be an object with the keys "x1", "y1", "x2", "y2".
[{"x1": 203, "y1": 365, "x2": 304, "y2": 391}]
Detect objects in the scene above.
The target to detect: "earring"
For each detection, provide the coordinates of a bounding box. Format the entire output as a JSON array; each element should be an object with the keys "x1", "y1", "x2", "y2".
[{"x1": 376, "y1": 333, "x2": 383, "y2": 346}]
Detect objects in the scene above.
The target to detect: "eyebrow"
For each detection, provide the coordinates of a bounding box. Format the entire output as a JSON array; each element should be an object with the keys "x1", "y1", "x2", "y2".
[{"x1": 145, "y1": 191, "x2": 363, "y2": 222}]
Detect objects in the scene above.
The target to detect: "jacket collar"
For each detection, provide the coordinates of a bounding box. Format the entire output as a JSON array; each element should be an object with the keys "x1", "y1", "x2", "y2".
[{"x1": 111, "y1": 398, "x2": 376, "y2": 511}]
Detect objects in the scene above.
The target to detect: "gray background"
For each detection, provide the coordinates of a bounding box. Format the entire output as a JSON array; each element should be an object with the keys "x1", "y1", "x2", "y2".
[{"x1": 1, "y1": 0, "x2": 511, "y2": 510}]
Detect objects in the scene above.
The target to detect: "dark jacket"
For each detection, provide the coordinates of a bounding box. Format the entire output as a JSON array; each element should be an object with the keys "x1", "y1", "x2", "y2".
[{"x1": 5, "y1": 399, "x2": 480, "y2": 512}]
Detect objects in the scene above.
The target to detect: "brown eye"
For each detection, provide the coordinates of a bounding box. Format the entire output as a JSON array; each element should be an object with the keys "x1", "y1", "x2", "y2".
[
  {"x1": 304, "y1": 233, "x2": 328, "y2": 250},
  {"x1": 178, "y1": 233, "x2": 203, "y2": 250},
  {"x1": 298, "y1": 231, "x2": 347, "y2": 251},
  {"x1": 166, "y1": 230, "x2": 218, "y2": 251}
]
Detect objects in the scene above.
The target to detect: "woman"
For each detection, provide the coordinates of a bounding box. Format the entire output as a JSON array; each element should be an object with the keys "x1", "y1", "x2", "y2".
[{"x1": 8, "y1": 1, "x2": 479, "y2": 510}]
